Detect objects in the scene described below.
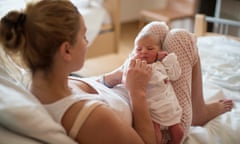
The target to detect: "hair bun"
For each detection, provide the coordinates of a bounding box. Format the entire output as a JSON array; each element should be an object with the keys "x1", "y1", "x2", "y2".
[
  {"x1": 0, "y1": 12, "x2": 26, "y2": 52},
  {"x1": 1, "y1": 13, "x2": 26, "y2": 28},
  {"x1": 17, "y1": 13, "x2": 26, "y2": 26}
]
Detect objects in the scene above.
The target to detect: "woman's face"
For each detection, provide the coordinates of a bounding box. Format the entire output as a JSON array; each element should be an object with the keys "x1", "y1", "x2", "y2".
[
  {"x1": 71, "y1": 15, "x2": 88, "y2": 71},
  {"x1": 133, "y1": 35, "x2": 160, "y2": 64}
]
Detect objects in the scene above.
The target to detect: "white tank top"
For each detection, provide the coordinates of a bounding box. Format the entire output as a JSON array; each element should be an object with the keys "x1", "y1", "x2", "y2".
[{"x1": 44, "y1": 77, "x2": 132, "y2": 129}]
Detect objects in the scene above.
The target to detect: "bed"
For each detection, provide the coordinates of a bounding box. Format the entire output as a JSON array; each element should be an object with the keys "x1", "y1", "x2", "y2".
[
  {"x1": 72, "y1": 0, "x2": 121, "y2": 58},
  {"x1": 184, "y1": 14, "x2": 240, "y2": 144},
  {"x1": 1, "y1": 1, "x2": 239, "y2": 142}
]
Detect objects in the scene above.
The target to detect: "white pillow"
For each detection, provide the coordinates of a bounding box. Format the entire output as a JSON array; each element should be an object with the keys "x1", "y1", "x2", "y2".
[
  {"x1": 90, "y1": 0, "x2": 104, "y2": 7},
  {"x1": 71, "y1": 0, "x2": 104, "y2": 8},
  {"x1": 0, "y1": 126, "x2": 42, "y2": 144},
  {"x1": 71, "y1": 0, "x2": 90, "y2": 8},
  {"x1": 0, "y1": 47, "x2": 77, "y2": 143},
  {"x1": 0, "y1": 0, "x2": 26, "y2": 18}
]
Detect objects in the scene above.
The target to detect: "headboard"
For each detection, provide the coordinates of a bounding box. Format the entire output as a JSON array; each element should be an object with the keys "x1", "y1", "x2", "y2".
[
  {"x1": 86, "y1": 0, "x2": 121, "y2": 58},
  {"x1": 194, "y1": 14, "x2": 240, "y2": 41},
  {"x1": 104, "y1": 0, "x2": 120, "y2": 52}
]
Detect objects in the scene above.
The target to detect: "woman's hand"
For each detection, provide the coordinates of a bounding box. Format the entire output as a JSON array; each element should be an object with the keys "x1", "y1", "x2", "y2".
[{"x1": 125, "y1": 59, "x2": 152, "y2": 96}]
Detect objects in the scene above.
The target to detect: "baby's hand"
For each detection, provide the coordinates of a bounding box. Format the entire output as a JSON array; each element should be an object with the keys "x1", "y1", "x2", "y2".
[{"x1": 158, "y1": 51, "x2": 168, "y2": 61}]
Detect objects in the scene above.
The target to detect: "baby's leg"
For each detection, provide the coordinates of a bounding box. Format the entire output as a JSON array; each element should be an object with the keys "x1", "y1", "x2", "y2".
[
  {"x1": 153, "y1": 121, "x2": 162, "y2": 144},
  {"x1": 169, "y1": 123, "x2": 184, "y2": 144}
]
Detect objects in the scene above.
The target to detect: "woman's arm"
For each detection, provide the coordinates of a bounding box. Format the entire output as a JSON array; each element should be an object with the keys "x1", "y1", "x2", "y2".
[
  {"x1": 62, "y1": 101, "x2": 156, "y2": 144},
  {"x1": 77, "y1": 104, "x2": 148, "y2": 144},
  {"x1": 125, "y1": 59, "x2": 156, "y2": 144}
]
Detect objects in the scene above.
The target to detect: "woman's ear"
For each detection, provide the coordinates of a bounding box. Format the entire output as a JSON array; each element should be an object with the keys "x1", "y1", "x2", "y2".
[{"x1": 59, "y1": 41, "x2": 72, "y2": 61}]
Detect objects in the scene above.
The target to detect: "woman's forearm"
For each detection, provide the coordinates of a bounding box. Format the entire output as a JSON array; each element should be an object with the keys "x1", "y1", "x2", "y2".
[
  {"x1": 130, "y1": 91, "x2": 156, "y2": 144},
  {"x1": 124, "y1": 59, "x2": 155, "y2": 144}
]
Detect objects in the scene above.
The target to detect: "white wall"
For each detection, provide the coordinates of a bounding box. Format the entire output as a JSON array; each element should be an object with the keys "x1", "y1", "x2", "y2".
[
  {"x1": 0, "y1": 0, "x2": 26, "y2": 18},
  {"x1": 119, "y1": 0, "x2": 194, "y2": 32},
  {"x1": 120, "y1": 0, "x2": 166, "y2": 23}
]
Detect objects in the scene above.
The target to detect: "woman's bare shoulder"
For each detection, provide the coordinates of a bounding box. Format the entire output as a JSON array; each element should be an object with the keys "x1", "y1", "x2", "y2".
[
  {"x1": 63, "y1": 100, "x2": 143, "y2": 144},
  {"x1": 77, "y1": 104, "x2": 144, "y2": 144}
]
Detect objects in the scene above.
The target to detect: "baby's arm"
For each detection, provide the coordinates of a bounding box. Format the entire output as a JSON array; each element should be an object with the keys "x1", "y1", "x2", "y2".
[
  {"x1": 162, "y1": 53, "x2": 181, "y2": 81},
  {"x1": 98, "y1": 66, "x2": 123, "y2": 88}
]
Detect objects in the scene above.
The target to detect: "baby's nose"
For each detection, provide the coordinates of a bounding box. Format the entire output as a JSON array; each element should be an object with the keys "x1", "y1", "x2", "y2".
[{"x1": 141, "y1": 48, "x2": 148, "y2": 53}]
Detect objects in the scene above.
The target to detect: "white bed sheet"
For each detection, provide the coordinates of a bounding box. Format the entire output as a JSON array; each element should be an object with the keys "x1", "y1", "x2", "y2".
[{"x1": 185, "y1": 36, "x2": 240, "y2": 144}]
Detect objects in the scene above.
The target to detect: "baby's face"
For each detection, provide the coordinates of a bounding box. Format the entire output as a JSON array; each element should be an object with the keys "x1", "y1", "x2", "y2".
[{"x1": 133, "y1": 35, "x2": 160, "y2": 64}]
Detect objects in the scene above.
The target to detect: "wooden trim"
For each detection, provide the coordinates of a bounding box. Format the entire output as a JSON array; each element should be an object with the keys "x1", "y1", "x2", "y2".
[{"x1": 87, "y1": 0, "x2": 120, "y2": 58}]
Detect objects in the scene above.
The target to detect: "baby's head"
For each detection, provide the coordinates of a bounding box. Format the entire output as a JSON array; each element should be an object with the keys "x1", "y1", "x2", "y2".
[
  {"x1": 131, "y1": 21, "x2": 169, "y2": 63},
  {"x1": 135, "y1": 21, "x2": 169, "y2": 48}
]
